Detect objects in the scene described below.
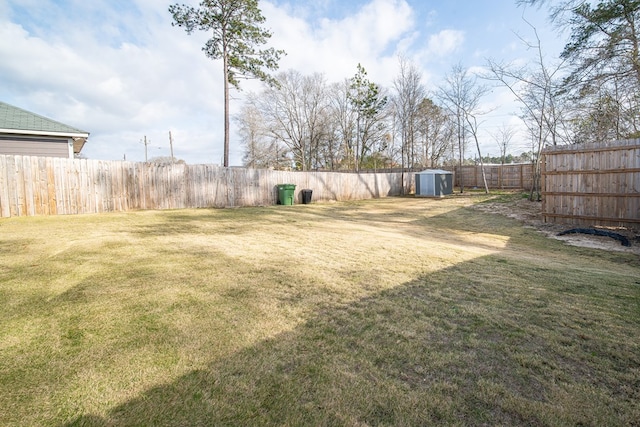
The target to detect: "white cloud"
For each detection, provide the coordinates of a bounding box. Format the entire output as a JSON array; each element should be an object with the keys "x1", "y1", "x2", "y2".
[
  {"x1": 262, "y1": 0, "x2": 415, "y2": 84},
  {"x1": 0, "y1": 1, "x2": 230, "y2": 163},
  {"x1": 426, "y1": 29, "x2": 465, "y2": 57},
  {"x1": 1, "y1": 0, "x2": 560, "y2": 164},
  {"x1": 3, "y1": 0, "x2": 425, "y2": 164}
]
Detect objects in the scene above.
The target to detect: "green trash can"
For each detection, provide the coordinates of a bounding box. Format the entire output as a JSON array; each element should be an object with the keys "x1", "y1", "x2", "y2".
[{"x1": 277, "y1": 184, "x2": 296, "y2": 205}]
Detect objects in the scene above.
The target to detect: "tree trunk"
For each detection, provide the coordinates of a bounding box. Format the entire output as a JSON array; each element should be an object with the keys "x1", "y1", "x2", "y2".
[
  {"x1": 458, "y1": 120, "x2": 464, "y2": 193},
  {"x1": 223, "y1": 50, "x2": 230, "y2": 168},
  {"x1": 475, "y1": 143, "x2": 489, "y2": 194},
  {"x1": 355, "y1": 115, "x2": 360, "y2": 172},
  {"x1": 400, "y1": 121, "x2": 405, "y2": 196}
]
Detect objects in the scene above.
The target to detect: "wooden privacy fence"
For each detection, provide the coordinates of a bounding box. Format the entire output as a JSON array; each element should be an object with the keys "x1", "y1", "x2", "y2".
[
  {"x1": 0, "y1": 155, "x2": 411, "y2": 217},
  {"x1": 541, "y1": 139, "x2": 640, "y2": 229},
  {"x1": 352, "y1": 164, "x2": 535, "y2": 190},
  {"x1": 452, "y1": 164, "x2": 535, "y2": 190}
]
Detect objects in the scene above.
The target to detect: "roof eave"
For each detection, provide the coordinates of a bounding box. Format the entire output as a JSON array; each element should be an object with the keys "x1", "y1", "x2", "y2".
[
  {"x1": 0, "y1": 128, "x2": 90, "y2": 139},
  {"x1": 73, "y1": 137, "x2": 87, "y2": 154}
]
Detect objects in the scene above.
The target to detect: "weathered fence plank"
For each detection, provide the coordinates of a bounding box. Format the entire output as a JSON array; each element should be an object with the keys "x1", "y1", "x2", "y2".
[
  {"x1": 542, "y1": 139, "x2": 640, "y2": 228},
  {"x1": 451, "y1": 164, "x2": 534, "y2": 190}
]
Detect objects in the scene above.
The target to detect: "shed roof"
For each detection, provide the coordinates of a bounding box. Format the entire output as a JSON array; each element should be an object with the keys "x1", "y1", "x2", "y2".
[
  {"x1": 416, "y1": 169, "x2": 452, "y2": 175},
  {"x1": 0, "y1": 101, "x2": 89, "y2": 138}
]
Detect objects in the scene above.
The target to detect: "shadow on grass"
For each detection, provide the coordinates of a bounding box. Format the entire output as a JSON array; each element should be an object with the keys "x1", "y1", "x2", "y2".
[
  {"x1": 0, "y1": 238, "x2": 36, "y2": 255},
  {"x1": 123, "y1": 206, "x2": 302, "y2": 239},
  {"x1": 120, "y1": 194, "x2": 499, "y2": 245},
  {"x1": 65, "y1": 247, "x2": 640, "y2": 426},
  {"x1": 3, "y1": 200, "x2": 631, "y2": 426}
]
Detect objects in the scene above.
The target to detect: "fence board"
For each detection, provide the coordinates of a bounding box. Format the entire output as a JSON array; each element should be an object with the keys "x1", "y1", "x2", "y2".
[
  {"x1": 542, "y1": 139, "x2": 640, "y2": 228},
  {"x1": 0, "y1": 156, "x2": 9, "y2": 217},
  {"x1": 451, "y1": 164, "x2": 534, "y2": 190},
  {"x1": 16, "y1": 156, "x2": 26, "y2": 216}
]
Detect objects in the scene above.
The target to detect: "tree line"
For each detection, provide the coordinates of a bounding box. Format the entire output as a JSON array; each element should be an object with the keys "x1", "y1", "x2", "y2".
[
  {"x1": 237, "y1": 60, "x2": 459, "y2": 172},
  {"x1": 239, "y1": 0, "x2": 640, "y2": 198},
  {"x1": 170, "y1": 0, "x2": 640, "y2": 195},
  {"x1": 236, "y1": 58, "x2": 530, "y2": 194}
]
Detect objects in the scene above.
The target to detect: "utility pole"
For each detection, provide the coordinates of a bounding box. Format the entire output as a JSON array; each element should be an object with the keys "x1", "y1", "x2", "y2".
[
  {"x1": 169, "y1": 131, "x2": 175, "y2": 163},
  {"x1": 143, "y1": 136, "x2": 149, "y2": 162}
]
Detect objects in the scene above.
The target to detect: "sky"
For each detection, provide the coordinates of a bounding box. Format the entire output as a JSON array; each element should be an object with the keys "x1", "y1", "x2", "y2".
[{"x1": 0, "y1": 0, "x2": 566, "y2": 165}]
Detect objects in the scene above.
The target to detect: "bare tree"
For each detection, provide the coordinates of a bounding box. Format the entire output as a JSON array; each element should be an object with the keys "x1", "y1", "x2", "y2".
[
  {"x1": 236, "y1": 100, "x2": 288, "y2": 169},
  {"x1": 252, "y1": 70, "x2": 330, "y2": 171},
  {"x1": 417, "y1": 98, "x2": 454, "y2": 168},
  {"x1": 437, "y1": 63, "x2": 490, "y2": 193},
  {"x1": 437, "y1": 65, "x2": 467, "y2": 192},
  {"x1": 491, "y1": 123, "x2": 517, "y2": 166},
  {"x1": 327, "y1": 80, "x2": 357, "y2": 169},
  {"x1": 237, "y1": 101, "x2": 265, "y2": 168},
  {"x1": 392, "y1": 56, "x2": 427, "y2": 173},
  {"x1": 465, "y1": 111, "x2": 491, "y2": 194},
  {"x1": 489, "y1": 123, "x2": 518, "y2": 189},
  {"x1": 303, "y1": 73, "x2": 331, "y2": 170},
  {"x1": 485, "y1": 20, "x2": 567, "y2": 200},
  {"x1": 148, "y1": 156, "x2": 186, "y2": 165}
]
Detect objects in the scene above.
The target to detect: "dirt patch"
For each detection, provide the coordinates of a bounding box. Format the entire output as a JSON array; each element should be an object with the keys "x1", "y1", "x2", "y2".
[{"x1": 473, "y1": 196, "x2": 640, "y2": 255}]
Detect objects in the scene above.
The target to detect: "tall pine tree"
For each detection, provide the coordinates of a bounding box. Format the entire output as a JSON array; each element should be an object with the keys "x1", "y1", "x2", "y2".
[{"x1": 169, "y1": 0, "x2": 284, "y2": 166}]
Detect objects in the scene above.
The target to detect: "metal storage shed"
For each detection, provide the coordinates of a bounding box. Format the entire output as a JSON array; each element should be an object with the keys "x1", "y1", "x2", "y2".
[{"x1": 415, "y1": 169, "x2": 453, "y2": 197}]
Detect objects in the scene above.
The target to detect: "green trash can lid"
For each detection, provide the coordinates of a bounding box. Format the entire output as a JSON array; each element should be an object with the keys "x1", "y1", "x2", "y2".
[{"x1": 280, "y1": 184, "x2": 296, "y2": 189}]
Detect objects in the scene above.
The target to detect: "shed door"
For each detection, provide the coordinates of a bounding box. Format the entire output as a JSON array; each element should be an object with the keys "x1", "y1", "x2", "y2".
[
  {"x1": 436, "y1": 173, "x2": 453, "y2": 195},
  {"x1": 416, "y1": 173, "x2": 435, "y2": 196}
]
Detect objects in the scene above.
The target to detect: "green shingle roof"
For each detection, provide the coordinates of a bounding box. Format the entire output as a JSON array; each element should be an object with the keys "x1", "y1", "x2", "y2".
[{"x1": 0, "y1": 101, "x2": 89, "y2": 136}]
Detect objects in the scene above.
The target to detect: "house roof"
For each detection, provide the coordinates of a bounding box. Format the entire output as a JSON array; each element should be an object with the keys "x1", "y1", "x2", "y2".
[{"x1": 0, "y1": 101, "x2": 89, "y2": 138}]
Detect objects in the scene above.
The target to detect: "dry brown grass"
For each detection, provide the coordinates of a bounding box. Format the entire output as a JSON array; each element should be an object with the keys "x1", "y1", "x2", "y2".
[{"x1": 0, "y1": 193, "x2": 638, "y2": 426}]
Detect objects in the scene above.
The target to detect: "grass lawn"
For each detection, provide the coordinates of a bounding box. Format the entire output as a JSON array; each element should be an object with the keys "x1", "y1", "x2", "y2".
[{"x1": 1, "y1": 193, "x2": 638, "y2": 426}]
